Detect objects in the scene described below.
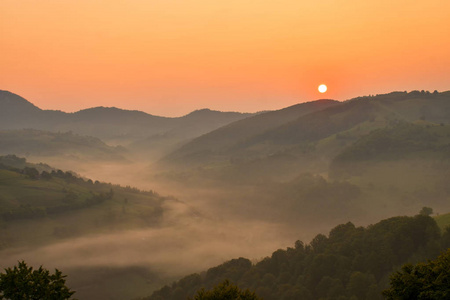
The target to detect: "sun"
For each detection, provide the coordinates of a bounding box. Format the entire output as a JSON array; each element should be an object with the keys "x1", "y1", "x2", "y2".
[{"x1": 318, "y1": 84, "x2": 327, "y2": 93}]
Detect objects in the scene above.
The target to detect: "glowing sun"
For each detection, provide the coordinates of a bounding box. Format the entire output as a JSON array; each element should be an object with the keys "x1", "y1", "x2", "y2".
[{"x1": 318, "y1": 84, "x2": 327, "y2": 93}]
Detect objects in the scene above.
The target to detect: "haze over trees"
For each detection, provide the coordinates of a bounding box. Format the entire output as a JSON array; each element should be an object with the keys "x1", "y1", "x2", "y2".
[
  {"x1": 145, "y1": 214, "x2": 450, "y2": 300},
  {"x1": 0, "y1": 90, "x2": 450, "y2": 299},
  {"x1": 0, "y1": 155, "x2": 163, "y2": 227},
  {"x1": 0, "y1": 155, "x2": 173, "y2": 299}
]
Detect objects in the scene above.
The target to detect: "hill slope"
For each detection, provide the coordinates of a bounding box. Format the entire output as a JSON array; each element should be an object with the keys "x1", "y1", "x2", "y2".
[
  {"x1": 0, "y1": 155, "x2": 165, "y2": 248},
  {"x1": 163, "y1": 99, "x2": 339, "y2": 165},
  {"x1": 145, "y1": 214, "x2": 450, "y2": 300},
  {"x1": 330, "y1": 122, "x2": 450, "y2": 178},
  {"x1": 158, "y1": 91, "x2": 450, "y2": 182},
  {"x1": 0, "y1": 90, "x2": 252, "y2": 150},
  {"x1": 0, "y1": 129, "x2": 127, "y2": 161}
]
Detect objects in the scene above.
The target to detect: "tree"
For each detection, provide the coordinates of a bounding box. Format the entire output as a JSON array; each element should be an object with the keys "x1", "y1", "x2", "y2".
[
  {"x1": 383, "y1": 249, "x2": 450, "y2": 299},
  {"x1": 419, "y1": 207, "x2": 433, "y2": 216},
  {"x1": 23, "y1": 167, "x2": 39, "y2": 180},
  {"x1": 189, "y1": 280, "x2": 261, "y2": 300},
  {"x1": 40, "y1": 171, "x2": 52, "y2": 180},
  {"x1": 0, "y1": 261, "x2": 75, "y2": 300}
]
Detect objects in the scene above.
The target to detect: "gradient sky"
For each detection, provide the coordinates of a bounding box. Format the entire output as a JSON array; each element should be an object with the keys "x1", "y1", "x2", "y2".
[{"x1": 1, "y1": 0, "x2": 449, "y2": 116}]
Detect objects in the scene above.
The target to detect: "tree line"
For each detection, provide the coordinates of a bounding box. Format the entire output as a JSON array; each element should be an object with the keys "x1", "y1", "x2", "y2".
[
  {"x1": 146, "y1": 214, "x2": 450, "y2": 300},
  {"x1": 0, "y1": 159, "x2": 157, "y2": 221}
]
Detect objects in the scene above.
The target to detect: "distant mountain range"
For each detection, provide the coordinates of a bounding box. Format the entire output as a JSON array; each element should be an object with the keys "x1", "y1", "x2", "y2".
[
  {"x1": 0, "y1": 90, "x2": 252, "y2": 145},
  {"x1": 2, "y1": 89, "x2": 450, "y2": 170}
]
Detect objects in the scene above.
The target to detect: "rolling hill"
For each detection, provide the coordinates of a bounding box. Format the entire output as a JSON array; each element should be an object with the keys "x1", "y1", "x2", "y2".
[
  {"x1": 149, "y1": 90, "x2": 450, "y2": 236},
  {"x1": 162, "y1": 99, "x2": 339, "y2": 165},
  {"x1": 0, "y1": 129, "x2": 127, "y2": 161},
  {"x1": 0, "y1": 90, "x2": 253, "y2": 153},
  {"x1": 158, "y1": 91, "x2": 450, "y2": 182},
  {"x1": 0, "y1": 155, "x2": 165, "y2": 248},
  {"x1": 329, "y1": 122, "x2": 450, "y2": 178}
]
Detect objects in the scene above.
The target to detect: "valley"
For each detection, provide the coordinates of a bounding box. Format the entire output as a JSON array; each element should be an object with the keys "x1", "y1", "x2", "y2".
[{"x1": 0, "y1": 90, "x2": 450, "y2": 299}]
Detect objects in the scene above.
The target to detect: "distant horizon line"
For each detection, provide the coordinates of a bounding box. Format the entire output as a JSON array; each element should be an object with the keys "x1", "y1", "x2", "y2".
[{"x1": 1, "y1": 89, "x2": 449, "y2": 119}]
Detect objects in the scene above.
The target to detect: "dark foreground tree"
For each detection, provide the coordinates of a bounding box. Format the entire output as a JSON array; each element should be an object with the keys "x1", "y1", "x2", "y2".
[
  {"x1": 0, "y1": 261, "x2": 75, "y2": 300},
  {"x1": 189, "y1": 280, "x2": 261, "y2": 300},
  {"x1": 383, "y1": 249, "x2": 450, "y2": 299},
  {"x1": 419, "y1": 206, "x2": 433, "y2": 216}
]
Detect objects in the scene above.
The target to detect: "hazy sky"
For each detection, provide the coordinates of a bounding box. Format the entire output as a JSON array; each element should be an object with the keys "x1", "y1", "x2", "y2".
[{"x1": 1, "y1": 0, "x2": 449, "y2": 116}]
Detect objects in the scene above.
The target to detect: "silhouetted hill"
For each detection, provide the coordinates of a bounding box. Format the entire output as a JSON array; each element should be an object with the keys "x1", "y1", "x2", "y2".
[
  {"x1": 127, "y1": 109, "x2": 257, "y2": 157},
  {"x1": 159, "y1": 91, "x2": 450, "y2": 181},
  {"x1": 163, "y1": 99, "x2": 339, "y2": 164},
  {"x1": 0, "y1": 91, "x2": 252, "y2": 149},
  {"x1": 240, "y1": 98, "x2": 382, "y2": 147},
  {"x1": 0, "y1": 90, "x2": 66, "y2": 129},
  {"x1": 0, "y1": 90, "x2": 40, "y2": 114},
  {"x1": 58, "y1": 107, "x2": 173, "y2": 143},
  {"x1": 176, "y1": 108, "x2": 256, "y2": 137}
]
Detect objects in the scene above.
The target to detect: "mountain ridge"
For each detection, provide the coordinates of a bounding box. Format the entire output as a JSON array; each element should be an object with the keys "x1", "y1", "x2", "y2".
[
  {"x1": 0, "y1": 90, "x2": 252, "y2": 120},
  {"x1": 0, "y1": 90, "x2": 253, "y2": 147},
  {"x1": 157, "y1": 90, "x2": 450, "y2": 183},
  {"x1": 162, "y1": 99, "x2": 341, "y2": 163}
]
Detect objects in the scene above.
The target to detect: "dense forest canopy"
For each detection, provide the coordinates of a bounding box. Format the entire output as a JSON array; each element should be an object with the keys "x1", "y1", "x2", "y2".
[
  {"x1": 146, "y1": 215, "x2": 450, "y2": 300},
  {"x1": 383, "y1": 248, "x2": 450, "y2": 299}
]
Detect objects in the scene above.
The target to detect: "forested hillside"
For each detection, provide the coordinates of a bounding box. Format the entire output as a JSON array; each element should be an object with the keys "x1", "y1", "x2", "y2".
[
  {"x1": 0, "y1": 155, "x2": 165, "y2": 249},
  {"x1": 158, "y1": 91, "x2": 450, "y2": 183},
  {"x1": 330, "y1": 122, "x2": 450, "y2": 177},
  {"x1": 163, "y1": 99, "x2": 339, "y2": 165},
  {"x1": 151, "y1": 91, "x2": 450, "y2": 233},
  {"x1": 146, "y1": 214, "x2": 450, "y2": 300},
  {"x1": 0, "y1": 155, "x2": 186, "y2": 299}
]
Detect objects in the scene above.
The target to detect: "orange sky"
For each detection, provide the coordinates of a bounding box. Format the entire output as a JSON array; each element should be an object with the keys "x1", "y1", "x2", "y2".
[{"x1": 1, "y1": 0, "x2": 449, "y2": 116}]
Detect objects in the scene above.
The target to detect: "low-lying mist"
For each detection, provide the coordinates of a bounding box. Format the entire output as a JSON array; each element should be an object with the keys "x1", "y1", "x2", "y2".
[
  {"x1": 0, "y1": 196, "x2": 299, "y2": 299},
  {"x1": 13, "y1": 151, "x2": 449, "y2": 299},
  {"x1": 1, "y1": 156, "x2": 341, "y2": 299},
  {"x1": 0, "y1": 215, "x2": 295, "y2": 276}
]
